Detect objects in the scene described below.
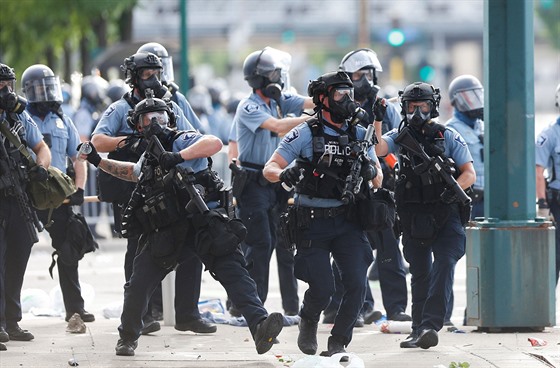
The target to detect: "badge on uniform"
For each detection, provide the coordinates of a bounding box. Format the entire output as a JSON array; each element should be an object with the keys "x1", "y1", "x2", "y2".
[
  {"x1": 284, "y1": 129, "x2": 299, "y2": 144},
  {"x1": 244, "y1": 104, "x2": 259, "y2": 113},
  {"x1": 536, "y1": 135, "x2": 547, "y2": 146},
  {"x1": 56, "y1": 119, "x2": 64, "y2": 129},
  {"x1": 453, "y1": 132, "x2": 467, "y2": 147}
]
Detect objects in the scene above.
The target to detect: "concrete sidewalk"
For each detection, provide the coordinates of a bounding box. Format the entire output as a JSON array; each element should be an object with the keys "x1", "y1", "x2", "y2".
[{"x1": 1, "y1": 236, "x2": 559, "y2": 367}]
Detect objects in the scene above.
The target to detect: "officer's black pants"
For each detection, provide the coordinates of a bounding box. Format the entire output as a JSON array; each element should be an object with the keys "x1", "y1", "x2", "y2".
[
  {"x1": 0, "y1": 196, "x2": 36, "y2": 329},
  {"x1": 294, "y1": 213, "x2": 373, "y2": 345},
  {"x1": 37, "y1": 206, "x2": 86, "y2": 315},
  {"x1": 402, "y1": 211, "x2": 465, "y2": 334},
  {"x1": 118, "y1": 224, "x2": 267, "y2": 342}
]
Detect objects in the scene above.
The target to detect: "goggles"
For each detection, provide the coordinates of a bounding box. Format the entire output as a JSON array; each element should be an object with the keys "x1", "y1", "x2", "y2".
[
  {"x1": 330, "y1": 86, "x2": 354, "y2": 102},
  {"x1": 351, "y1": 69, "x2": 374, "y2": 83},
  {"x1": 139, "y1": 68, "x2": 162, "y2": 81},
  {"x1": 404, "y1": 100, "x2": 432, "y2": 114},
  {"x1": 140, "y1": 110, "x2": 169, "y2": 128}
]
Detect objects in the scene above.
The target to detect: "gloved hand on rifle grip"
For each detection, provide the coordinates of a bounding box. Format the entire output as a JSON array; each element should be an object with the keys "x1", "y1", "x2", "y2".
[
  {"x1": 360, "y1": 156, "x2": 377, "y2": 181},
  {"x1": 77, "y1": 142, "x2": 101, "y2": 167},
  {"x1": 279, "y1": 166, "x2": 303, "y2": 188},
  {"x1": 28, "y1": 165, "x2": 48, "y2": 182},
  {"x1": 373, "y1": 98, "x2": 387, "y2": 122},
  {"x1": 440, "y1": 187, "x2": 458, "y2": 204},
  {"x1": 159, "y1": 151, "x2": 184, "y2": 171},
  {"x1": 67, "y1": 188, "x2": 84, "y2": 206}
]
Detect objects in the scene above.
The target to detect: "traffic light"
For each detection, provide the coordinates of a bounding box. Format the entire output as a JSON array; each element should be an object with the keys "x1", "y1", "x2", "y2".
[
  {"x1": 418, "y1": 64, "x2": 435, "y2": 82},
  {"x1": 387, "y1": 18, "x2": 405, "y2": 47}
]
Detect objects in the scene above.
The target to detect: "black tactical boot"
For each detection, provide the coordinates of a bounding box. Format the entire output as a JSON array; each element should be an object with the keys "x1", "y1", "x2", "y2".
[
  {"x1": 320, "y1": 335, "x2": 348, "y2": 362},
  {"x1": 400, "y1": 331, "x2": 419, "y2": 348},
  {"x1": 254, "y1": 312, "x2": 283, "y2": 354},
  {"x1": 416, "y1": 329, "x2": 438, "y2": 349},
  {"x1": 297, "y1": 317, "x2": 318, "y2": 355},
  {"x1": 115, "y1": 338, "x2": 138, "y2": 356}
]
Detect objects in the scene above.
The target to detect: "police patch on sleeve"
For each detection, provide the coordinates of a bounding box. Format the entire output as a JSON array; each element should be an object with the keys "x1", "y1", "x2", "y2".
[
  {"x1": 104, "y1": 106, "x2": 115, "y2": 117},
  {"x1": 244, "y1": 103, "x2": 259, "y2": 113},
  {"x1": 454, "y1": 132, "x2": 467, "y2": 147},
  {"x1": 536, "y1": 135, "x2": 547, "y2": 147},
  {"x1": 283, "y1": 129, "x2": 299, "y2": 144}
]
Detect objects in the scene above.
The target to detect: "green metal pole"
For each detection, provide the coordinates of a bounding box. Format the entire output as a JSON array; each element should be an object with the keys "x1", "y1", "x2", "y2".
[
  {"x1": 484, "y1": 0, "x2": 535, "y2": 221},
  {"x1": 465, "y1": 0, "x2": 555, "y2": 330},
  {"x1": 180, "y1": 0, "x2": 189, "y2": 92}
]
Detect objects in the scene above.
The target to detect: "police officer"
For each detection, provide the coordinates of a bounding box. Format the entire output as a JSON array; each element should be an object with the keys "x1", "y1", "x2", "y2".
[
  {"x1": 535, "y1": 83, "x2": 560, "y2": 284},
  {"x1": 21, "y1": 64, "x2": 95, "y2": 323},
  {"x1": 264, "y1": 71, "x2": 382, "y2": 358},
  {"x1": 374, "y1": 82, "x2": 475, "y2": 349},
  {"x1": 91, "y1": 52, "x2": 215, "y2": 335},
  {"x1": 233, "y1": 47, "x2": 314, "y2": 316},
  {"x1": 0, "y1": 63, "x2": 51, "y2": 349},
  {"x1": 80, "y1": 95, "x2": 283, "y2": 356},
  {"x1": 321, "y1": 48, "x2": 411, "y2": 325},
  {"x1": 73, "y1": 75, "x2": 109, "y2": 141},
  {"x1": 444, "y1": 74, "x2": 485, "y2": 326},
  {"x1": 136, "y1": 42, "x2": 202, "y2": 132}
]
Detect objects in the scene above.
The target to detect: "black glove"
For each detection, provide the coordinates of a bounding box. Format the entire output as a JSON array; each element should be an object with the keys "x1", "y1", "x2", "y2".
[
  {"x1": 159, "y1": 151, "x2": 184, "y2": 170},
  {"x1": 360, "y1": 157, "x2": 377, "y2": 181},
  {"x1": 67, "y1": 188, "x2": 84, "y2": 206},
  {"x1": 77, "y1": 142, "x2": 101, "y2": 167},
  {"x1": 28, "y1": 165, "x2": 48, "y2": 181},
  {"x1": 125, "y1": 135, "x2": 148, "y2": 156},
  {"x1": 440, "y1": 187, "x2": 458, "y2": 204},
  {"x1": 373, "y1": 98, "x2": 387, "y2": 122},
  {"x1": 279, "y1": 167, "x2": 303, "y2": 188}
]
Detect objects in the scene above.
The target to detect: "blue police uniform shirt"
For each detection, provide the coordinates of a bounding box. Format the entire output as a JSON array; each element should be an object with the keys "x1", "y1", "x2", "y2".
[
  {"x1": 27, "y1": 111, "x2": 80, "y2": 171},
  {"x1": 133, "y1": 130, "x2": 209, "y2": 177},
  {"x1": 536, "y1": 117, "x2": 560, "y2": 190},
  {"x1": 228, "y1": 120, "x2": 237, "y2": 143},
  {"x1": 383, "y1": 124, "x2": 473, "y2": 168},
  {"x1": 234, "y1": 92, "x2": 305, "y2": 169},
  {"x1": 446, "y1": 111, "x2": 484, "y2": 190},
  {"x1": 93, "y1": 98, "x2": 194, "y2": 138},
  {"x1": 275, "y1": 121, "x2": 379, "y2": 208},
  {"x1": 1, "y1": 110, "x2": 44, "y2": 149},
  {"x1": 173, "y1": 90, "x2": 203, "y2": 132}
]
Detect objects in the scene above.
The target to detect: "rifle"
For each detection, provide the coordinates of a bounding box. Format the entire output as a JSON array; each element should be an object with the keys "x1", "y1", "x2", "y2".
[
  {"x1": 341, "y1": 124, "x2": 377, "y2": 205},
  {"x1": 144, "y1": 135, "x2": 209, "y2": 214},
  {"x1": 394, "y1": 126, "x2": 471, "y2": 205},
  {"x1": 0, "y1": 119, "x2": 43, "y2": 242}
]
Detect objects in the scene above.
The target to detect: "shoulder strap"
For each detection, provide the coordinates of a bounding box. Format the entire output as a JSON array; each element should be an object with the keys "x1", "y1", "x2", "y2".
[{"x1": 0, "y1": 119, "x2": 36, "y2": 167}]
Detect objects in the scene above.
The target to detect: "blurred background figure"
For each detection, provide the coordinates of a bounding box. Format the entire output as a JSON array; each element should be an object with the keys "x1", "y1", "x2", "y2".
[
  {"x1": 187, "y1": 84, "x2": 213, "y2": 134},
  {"x1": 73, "y1": 75, "x2": 109, "y2": 142},
  {"x1": 207, "y1": 80, "x2": 233, "y2": 145},
  {"x1": 60, "y1": 82, "x2": 76, "y2": 118},
  {"x1": 106, "y1": 79, "x2": 130, "y2": 104}
]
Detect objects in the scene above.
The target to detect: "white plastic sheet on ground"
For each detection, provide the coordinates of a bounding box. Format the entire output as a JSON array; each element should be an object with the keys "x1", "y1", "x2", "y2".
[{"x1": 292, "y1": 353, "x2": 365, "y2": 368}]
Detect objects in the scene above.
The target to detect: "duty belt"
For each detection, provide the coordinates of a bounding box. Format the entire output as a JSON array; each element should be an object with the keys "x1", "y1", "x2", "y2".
[{"x1": 298, "y1": 205, "x2": 348, "y2": 219}]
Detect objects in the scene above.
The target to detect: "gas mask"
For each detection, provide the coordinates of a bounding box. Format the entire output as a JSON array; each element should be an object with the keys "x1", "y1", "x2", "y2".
[
  {"x1": 352, "y1": 75, "x2": 379, "y2": 102},
  {"x1": 137, "y1": 74, "x2": 169, "y2": 99},
  {"x1": 327, "y1": 86, "x2": 363, "y2": 124},
  {"x1": 406, "y1": 102, "x2": 433, "y2": 131},
  {"x1": 142, "y1": 116, "x2": 176, "y2": 147},
  {"x1": 263, "y1": 82, "x2": 282, "y2": 101},
  {"x1": 464, "y1": 108, "x2": 484, "y2": 120},
  {"x1": 0, "y1": 85, "x2": 27, "y2": 114},
  {"x1": 28, "y1": 102, "x2": 59, "y2": 117}
]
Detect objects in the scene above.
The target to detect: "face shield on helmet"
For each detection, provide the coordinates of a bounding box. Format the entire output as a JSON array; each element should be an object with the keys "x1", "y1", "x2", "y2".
[
  {"x1": 340, "y1": 48, "x2": 382, "y2": 101},
  {"x1": 448, "y1": 75, "x2": 484, "y2": 119},
  {"x1": 137, "y1": 42, "x2": 175, "y2": 83},
  {"x1": 24, "y1": 76, "x2": 63, "y2": 104},
  {"x1": 243, "y1": 47, "x2": 292, "y2": 100}
]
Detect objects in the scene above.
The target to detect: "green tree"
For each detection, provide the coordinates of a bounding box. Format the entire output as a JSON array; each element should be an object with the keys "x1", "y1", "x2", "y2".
[{"x1": 0, "y1": 0, "x2": 137, "y2": 82}]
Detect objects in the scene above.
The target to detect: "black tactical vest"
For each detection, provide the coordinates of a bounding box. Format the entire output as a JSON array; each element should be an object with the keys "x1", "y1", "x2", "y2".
[{"x1": 296, "y1": 118, "x2": 358, "y2": 200}]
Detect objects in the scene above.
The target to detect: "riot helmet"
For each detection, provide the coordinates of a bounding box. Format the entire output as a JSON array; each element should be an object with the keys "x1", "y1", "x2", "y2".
[
  {"x1": 308, "y1": 71, "x2": 362, "y2": 124},
  {"x1": 106, "y1": 79, "x2": 130, "y2": 103},
  {"x1": 81, "y1": 75, "x2": 109, "y2": 110},
  {"x1": 0, "y1": 63, "x2": 26, "y2": 114},
  {"x1": 339, "y1": 48, "x2": 382, "y2": 101},
  {"x1": 128, "y1": 89, "x2": 176, "y2": 135},
  {"x1": 121, "y1": 52, "x2": 168, "y2": 99},
  {"x1": 448, "y1": 74, "x2": 484, "y2": 120},
  {"x1": 22, "y1": 64, "x2": 63, "y2": 116},
  {"x1": 399, "y1": 82, "x2": 441, "y2": 130},
  {"x1": 137, "y1": 42, "x2": 174, "y2": 84},
  {"x1": 243, "y1": 47, "x2": 291, "y2": 101}
]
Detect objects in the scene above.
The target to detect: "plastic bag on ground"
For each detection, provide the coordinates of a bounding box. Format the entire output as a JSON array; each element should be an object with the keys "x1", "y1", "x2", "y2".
[{"x1": 292, "y1": 353, "x2": 365, "y2": 368}]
